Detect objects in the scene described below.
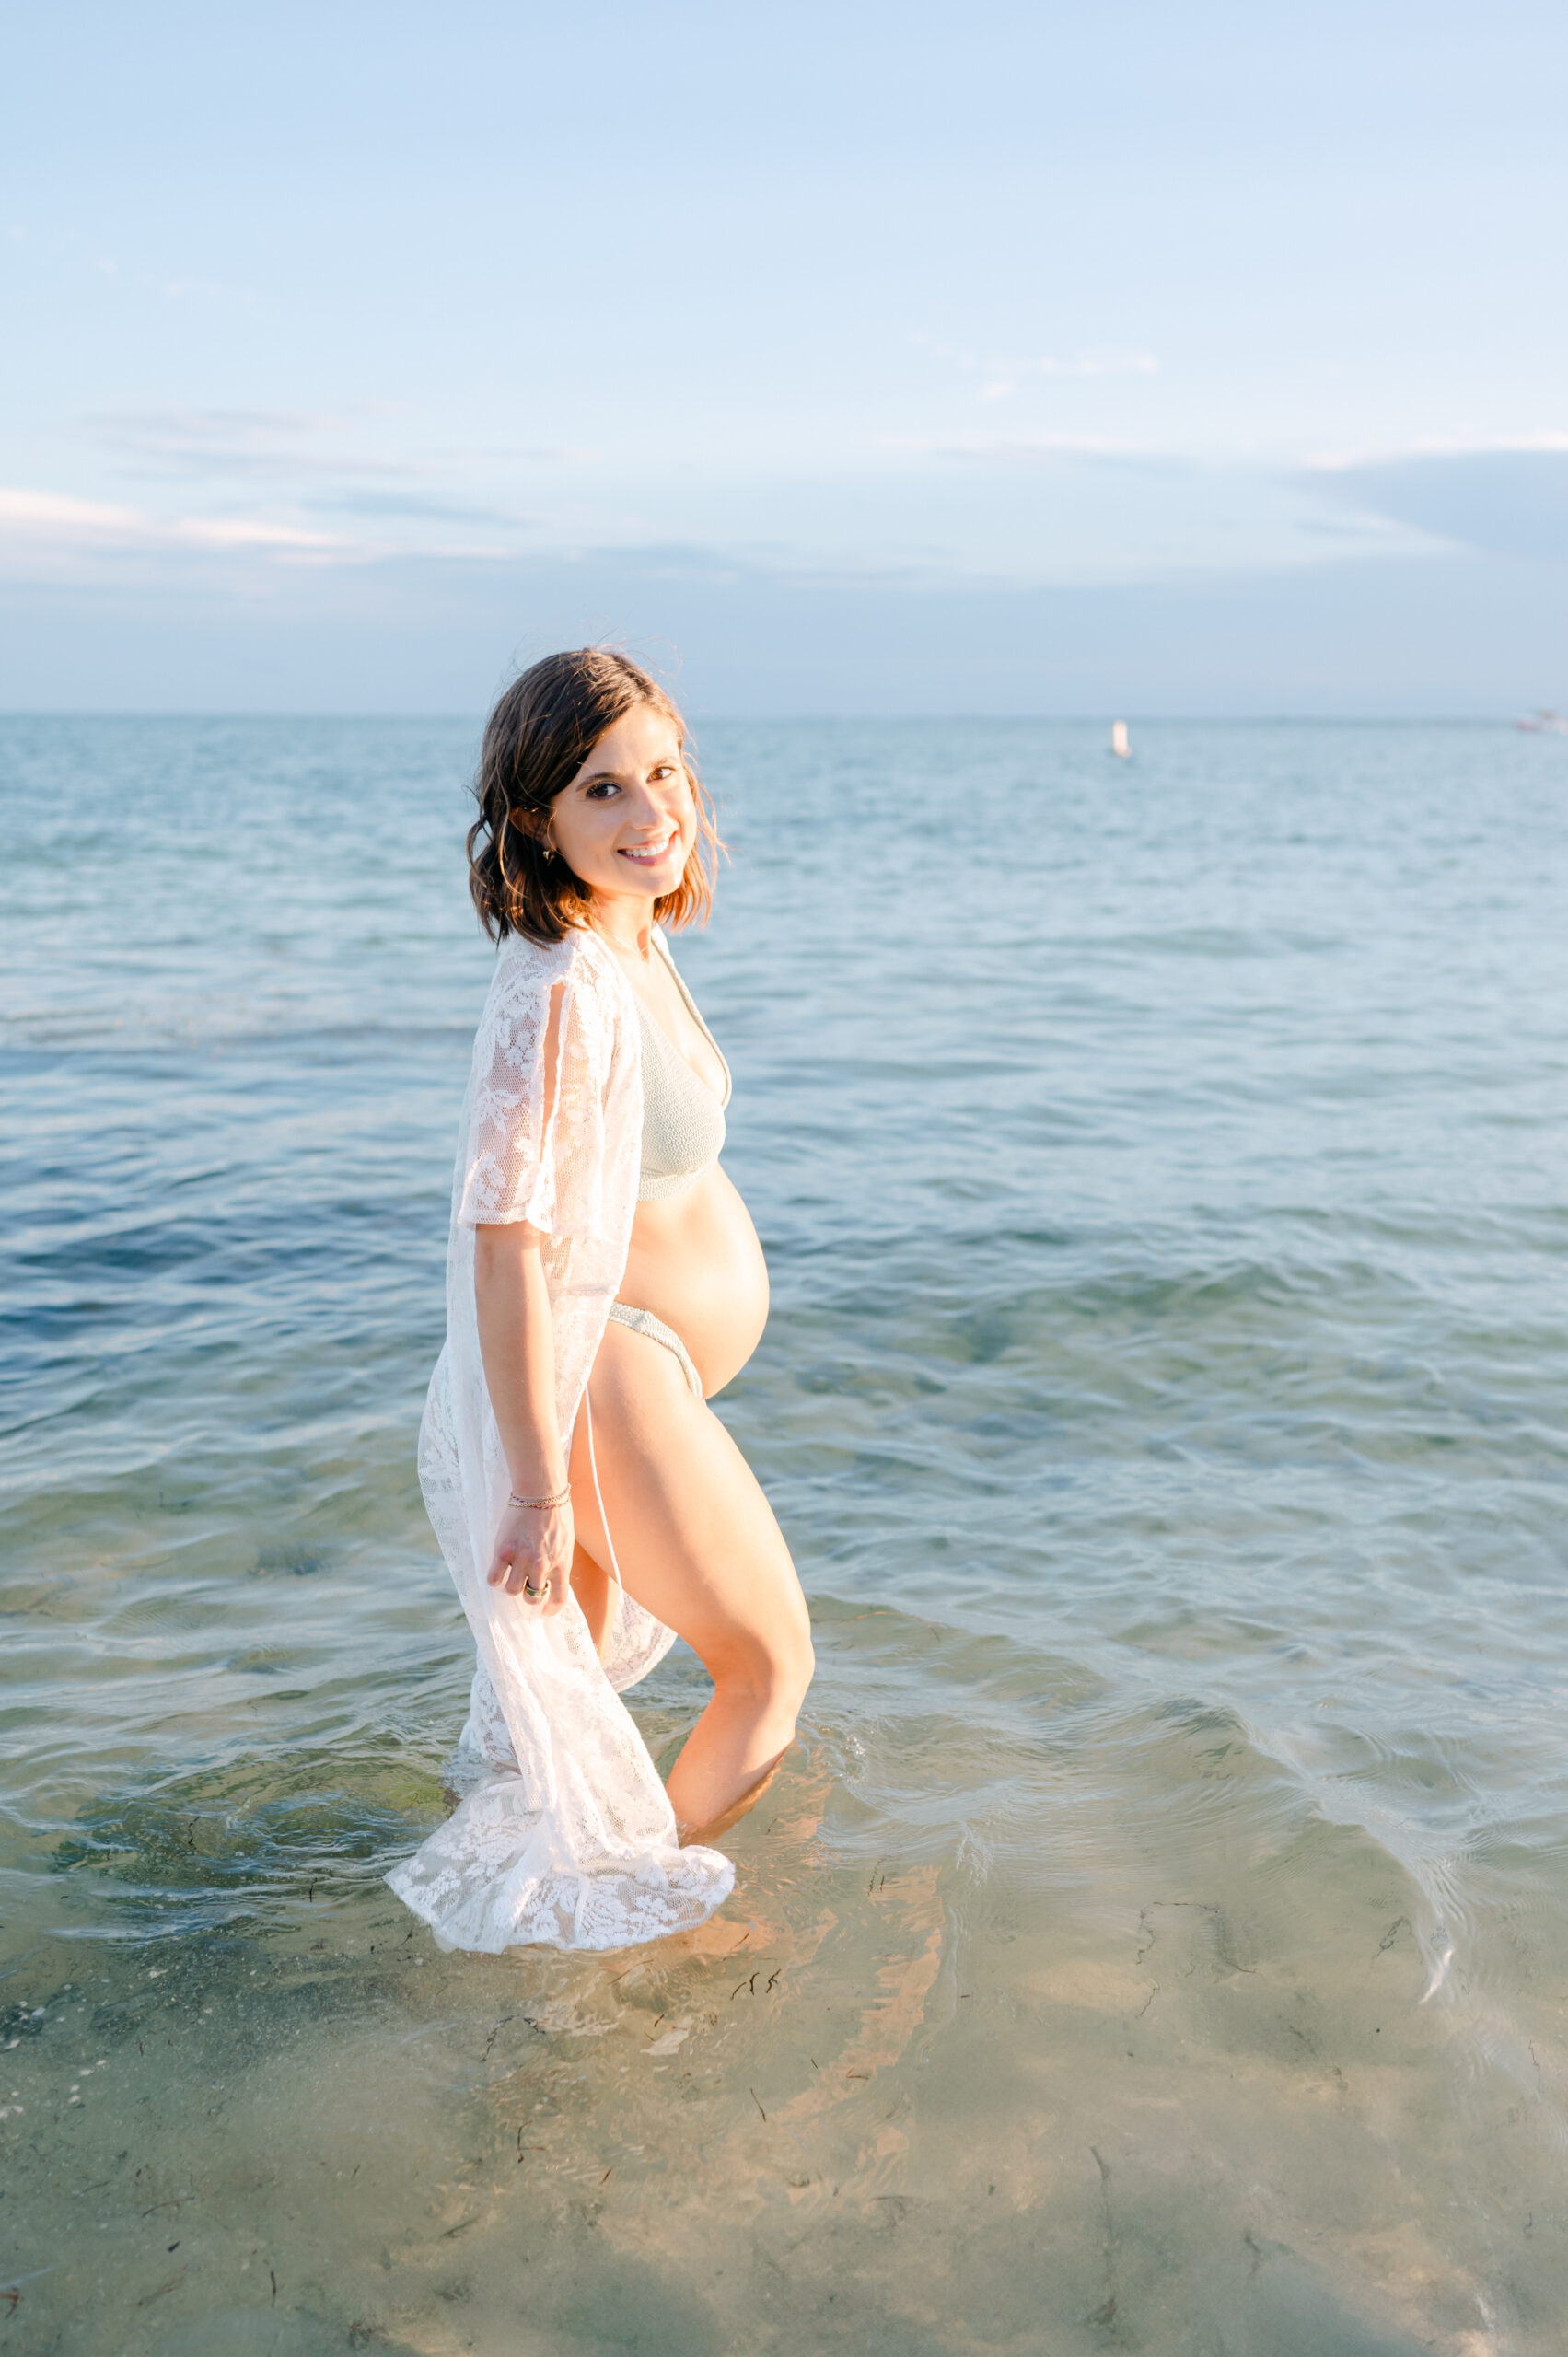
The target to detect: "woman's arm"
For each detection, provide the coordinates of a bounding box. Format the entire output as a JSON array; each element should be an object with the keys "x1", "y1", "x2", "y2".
[{"x1": 473, "y1": 1221, "x2": 575, "y2": 1612}]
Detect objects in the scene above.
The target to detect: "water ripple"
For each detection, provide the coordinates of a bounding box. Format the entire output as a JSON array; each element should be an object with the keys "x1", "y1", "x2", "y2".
[{"x1": 3, "y1": 717, "x2": 1567, "y2": 2351}]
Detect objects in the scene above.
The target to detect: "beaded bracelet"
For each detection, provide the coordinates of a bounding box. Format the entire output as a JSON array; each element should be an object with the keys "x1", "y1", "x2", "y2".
[{"x1": 507, "y1": 1483, "x2": 571, "y2": 1511}]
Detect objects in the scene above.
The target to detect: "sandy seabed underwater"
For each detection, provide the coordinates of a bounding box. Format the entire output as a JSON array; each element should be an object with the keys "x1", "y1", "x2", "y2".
[{"x1": 3, "y1": 716, "x2": 1567, "y2": 2356}]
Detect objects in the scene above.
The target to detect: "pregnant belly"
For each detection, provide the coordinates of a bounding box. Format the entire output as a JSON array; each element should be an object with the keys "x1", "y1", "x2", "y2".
[{"x1": 618, "y1": 1164, "x2": 770, "y2": 1397}]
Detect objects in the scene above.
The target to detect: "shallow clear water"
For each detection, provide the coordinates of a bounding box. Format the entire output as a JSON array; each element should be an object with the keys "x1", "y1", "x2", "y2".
[{"x1": 2, "y1": 715, "x2": 1566, "y2": 2356}]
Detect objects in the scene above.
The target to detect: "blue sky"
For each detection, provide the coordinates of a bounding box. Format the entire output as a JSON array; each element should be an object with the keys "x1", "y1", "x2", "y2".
[{"x1": 3, "y1": 0, "x2": 1565, "y2": 713}]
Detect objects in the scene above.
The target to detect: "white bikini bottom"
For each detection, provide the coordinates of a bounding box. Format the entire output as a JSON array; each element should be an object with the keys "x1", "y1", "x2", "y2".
[{"x1": 603, "y1": 1300, "x2": 703, "y2": 1397}]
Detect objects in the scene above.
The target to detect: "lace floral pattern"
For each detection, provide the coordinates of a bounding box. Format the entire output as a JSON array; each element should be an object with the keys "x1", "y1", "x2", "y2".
[{"x1": 385, "y1": 928, "x2": 734, "y2": 1953}]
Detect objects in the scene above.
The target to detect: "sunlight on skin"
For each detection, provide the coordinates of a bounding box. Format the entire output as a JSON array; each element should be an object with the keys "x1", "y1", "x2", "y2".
[{"x1": 476, "y1": 702, "x2": 813, "y2": 1840}]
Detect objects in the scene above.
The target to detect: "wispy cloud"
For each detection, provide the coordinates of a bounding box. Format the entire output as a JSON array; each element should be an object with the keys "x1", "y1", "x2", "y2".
[
  {"x1": 0, "y1": 482, "x2": 542, "y2": 578},
  {"x1": 0, "y1": 486, "x2": 345, "y2": 553},
  {"x1": 1297, "y1": 442, "x2": 1568, "y2": 563},
  {"x1": 88, "y1": 409, "x2": 598, "y2": 493},
  {"x1": 913, "y1": 336, "x2": 1160, "y2": 402},
  {"x1": 884, "y1": 431, "x2": 1164, "y2": 465},
  {"x1": 88, "y1": 408, "x2": 421, "y2": 483},
  {"x1": 306, "y1": 485, "x2": 539, "y2": 528},
  {"x1": 1302, "y1": 431, "x2": 1568, "y2": 470}
]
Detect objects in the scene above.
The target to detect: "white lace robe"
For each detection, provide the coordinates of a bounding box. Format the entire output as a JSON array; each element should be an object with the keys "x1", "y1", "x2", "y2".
[{"x1": 386, "y1": 925, "x2": 736, "y2": 1951}]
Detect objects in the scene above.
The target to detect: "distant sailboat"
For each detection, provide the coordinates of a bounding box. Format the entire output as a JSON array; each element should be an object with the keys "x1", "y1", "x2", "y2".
[{"x1": 1110, "y1": 720, "x2": 1131, "y2": 759}]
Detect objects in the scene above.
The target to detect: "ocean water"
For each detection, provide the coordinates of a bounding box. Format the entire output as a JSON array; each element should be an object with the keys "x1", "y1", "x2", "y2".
[{"x1": 2, "y1": 714, "x2": 1566, "y2": 2357}]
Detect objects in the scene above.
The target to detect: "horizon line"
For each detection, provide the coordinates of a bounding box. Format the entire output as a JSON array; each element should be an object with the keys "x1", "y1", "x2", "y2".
[{"x1": 0, "y1": 709, "x2": 1543, "y2": 728}]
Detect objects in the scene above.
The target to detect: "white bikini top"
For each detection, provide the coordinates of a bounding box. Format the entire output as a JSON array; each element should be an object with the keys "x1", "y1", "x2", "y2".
[{"x1": 634, "y1": 934, "x2": 731, "y2": 1201}]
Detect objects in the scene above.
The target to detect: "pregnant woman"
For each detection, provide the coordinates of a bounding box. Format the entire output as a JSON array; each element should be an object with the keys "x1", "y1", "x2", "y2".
[{"x1": 388, "y1": 649, "x2": 813, "y2": 1953}]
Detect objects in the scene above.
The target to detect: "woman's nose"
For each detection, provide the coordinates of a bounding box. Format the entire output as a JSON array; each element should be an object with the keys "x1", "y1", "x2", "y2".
[{"x1": 627, "y1": 780, "x2": 672, "y2": 825}]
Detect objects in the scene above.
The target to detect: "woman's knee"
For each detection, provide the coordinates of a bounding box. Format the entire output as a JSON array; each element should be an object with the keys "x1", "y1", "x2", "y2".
[
  {"x1": 707, "y1": 1614, "x2": 814, "y2": 1715},
  {"x1": 767, "y1": 1590, "x2": 816, "y2": 1710},
  {"x1": 775, "y1": 1624, "x2": 816, "y2": 1714}
]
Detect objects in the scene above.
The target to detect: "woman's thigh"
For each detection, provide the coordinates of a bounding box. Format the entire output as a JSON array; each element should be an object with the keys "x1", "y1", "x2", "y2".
[{"x1": 567, "y1": 1319, "x2": 809, "y2": 1680}]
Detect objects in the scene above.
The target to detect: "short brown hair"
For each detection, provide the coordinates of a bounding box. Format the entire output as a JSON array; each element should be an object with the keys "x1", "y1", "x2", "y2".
[{"x1": 467, "y1": 648, "x2": 720, "y2": 944}]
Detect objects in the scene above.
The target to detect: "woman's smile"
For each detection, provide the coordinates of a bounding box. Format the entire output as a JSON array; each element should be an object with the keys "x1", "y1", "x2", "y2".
[{"x1": 618, "y1": 829, "x2": 679, "y2": 866}]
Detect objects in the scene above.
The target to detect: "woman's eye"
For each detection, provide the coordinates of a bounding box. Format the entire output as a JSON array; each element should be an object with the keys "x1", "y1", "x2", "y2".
[{"x1": 587, "y1": 781, "x2": 620, "y2": 799}]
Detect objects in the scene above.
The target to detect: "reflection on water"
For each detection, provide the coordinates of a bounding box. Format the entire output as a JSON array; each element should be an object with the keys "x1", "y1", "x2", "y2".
[{"x1": 2, "y1": 717, "x2": 1566, "y2": 2353}]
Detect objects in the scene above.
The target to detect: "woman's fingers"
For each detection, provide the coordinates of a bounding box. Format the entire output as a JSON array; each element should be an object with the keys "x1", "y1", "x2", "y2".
[
  {"x1": 487, "y1": 1547, "x2": 542, "y2": 1596},
  {"x1": 486, "y1": 1546, "x2": 523, "y2": 1590},
  {"x1": 505, "y1": 1553, "x2": 558, "y2": 1601},
  {"x1": 485, "y1": 1507, "x2": 574, "y2": 1601}
]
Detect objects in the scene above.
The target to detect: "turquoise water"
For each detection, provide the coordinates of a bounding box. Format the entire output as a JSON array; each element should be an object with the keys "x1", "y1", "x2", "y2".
[{"x1": 2, "y1": 716, "x2": 1566, "y2": 2356}]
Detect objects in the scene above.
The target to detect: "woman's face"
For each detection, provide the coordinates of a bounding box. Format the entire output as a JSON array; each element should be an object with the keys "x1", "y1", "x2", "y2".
[{"x1": 547, "y1": 702, "x2": 695, "y2": 909}]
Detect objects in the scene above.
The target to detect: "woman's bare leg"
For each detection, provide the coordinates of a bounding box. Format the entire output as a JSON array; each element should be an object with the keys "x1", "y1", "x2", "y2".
[
  {"x1": 568, "y1": 1321, "x2": 814, "y2": 1835},
  {"x1": 569, "y1": 1539, "x2": 613, "y2": 1657}
]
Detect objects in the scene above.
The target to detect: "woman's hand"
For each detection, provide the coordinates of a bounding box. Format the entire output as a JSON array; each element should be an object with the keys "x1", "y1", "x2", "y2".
[{"x1": 486, "y1": 1499, "x2": 575, "y2": 1614}]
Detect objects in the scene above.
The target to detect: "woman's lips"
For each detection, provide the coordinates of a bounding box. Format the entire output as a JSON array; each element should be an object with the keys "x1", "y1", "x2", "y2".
[{"x1": 617, "y1": 833, "x2": 679, "y2": 865}]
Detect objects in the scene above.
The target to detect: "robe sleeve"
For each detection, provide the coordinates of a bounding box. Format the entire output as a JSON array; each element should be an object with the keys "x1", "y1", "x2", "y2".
[{"x1": 455, "y1": 946, "x2": 615, "y2": 1238}]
